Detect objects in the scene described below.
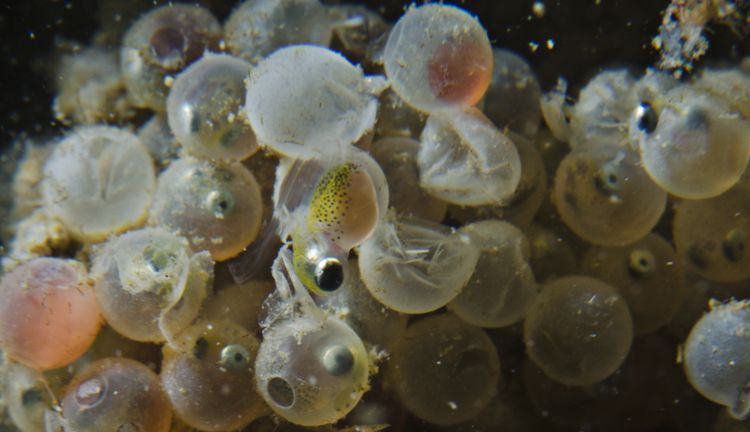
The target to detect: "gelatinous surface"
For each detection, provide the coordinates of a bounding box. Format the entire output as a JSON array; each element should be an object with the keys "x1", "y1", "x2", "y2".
[
  {"x1": 161, "y1": 320, "x2": 265, "y2": 431},
  {"x1": 524, "y1": 275, "x2": 633, "y2": 385},
  {"x1": 91, "y1": 227, "x2": 213, "y2": 343},
  {"x1": 390, "y1": 313, "x2": 500, "y2": 426},
  {"x1": 42, "y1": 126, "x2": 155, "y2": 242},
  {"x1": 58, "y1": 358, "x2": 172, "y2": 432},
  {"x1": 167, "y1": 53, "x2": 258, "y2": 161},
  {"x1": 384, "y1": 4, "x2": 493, "y2": 112},
  {"x1": 150, "y1": 157, "x2": 263, "y2": 261},
  {"x1": 0, "y1": 258, "x2": 101, "y2": 370}
]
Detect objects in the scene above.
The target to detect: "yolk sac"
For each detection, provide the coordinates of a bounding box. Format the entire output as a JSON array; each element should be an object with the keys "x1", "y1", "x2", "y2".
[
  {"x1": 0, "y1": 257, "x2": 102, "y2": 371},
  {"x1": 58, "y1": 358, "x2": 172, "y2": 432}
]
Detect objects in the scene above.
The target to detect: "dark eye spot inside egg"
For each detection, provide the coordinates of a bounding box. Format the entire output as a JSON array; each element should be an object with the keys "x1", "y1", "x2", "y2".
[
  {"x1": 322, "y1": 345, "x2": 354, "y2": 376},
  {"x1": 219, "y1": 344, "x2": 251, "y2": 370},
  {"x1": 636, "y1": 102, "x2": 658, "y2": 134},
  {"x1": 723, "y1": 229, "x2": 746, "y2": 263},
  {"x1": 315, "y1": 258, "x2": 344, "y2": 292},
  {"x1": 21, "y1": 388, "x2": 44, "y2": 407},
  {"x1": 267, "y1": 377, "x2": 295, "y2": 408},
  {"x1": 627, "y1": 248, "x2": 656, "y2": 279},
  {"x1": 594, "y1": 162, "x2": 621, "y2": 195},
  {"x1": 149, "y1": 27, "x2": 186, "y2": 65}
]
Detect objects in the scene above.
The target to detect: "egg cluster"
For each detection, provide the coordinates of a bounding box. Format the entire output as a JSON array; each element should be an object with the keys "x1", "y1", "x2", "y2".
[{"x1": 2, "y1": 1, "x2": 750, "y2": 431}]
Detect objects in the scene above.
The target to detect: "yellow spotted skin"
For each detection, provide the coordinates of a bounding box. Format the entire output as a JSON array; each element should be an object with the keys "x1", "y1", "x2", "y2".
[
  {"x1": 306, "y1": 162, "x2": 359, "y2": 244},
  {"x1": 292, "y1": 230, "x2": 320, "y2": 295}
]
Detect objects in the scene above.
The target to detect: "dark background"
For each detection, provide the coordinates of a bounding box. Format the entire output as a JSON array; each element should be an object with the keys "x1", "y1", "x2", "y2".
[{"x1": 0, "y1": 0, "x2": 747, "y2": 147}]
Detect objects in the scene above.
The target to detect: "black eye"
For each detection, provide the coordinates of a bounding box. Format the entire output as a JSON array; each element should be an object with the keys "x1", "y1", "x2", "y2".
[
  {"x1": 635, "y1": 102, "x2": 658, "y2": 134},
  {"x1": 314, "y1": 258, "x2": 344, "y2": 292},
  {"x1": 219, "y1": 344, "x2": 251, "y2": 370}
]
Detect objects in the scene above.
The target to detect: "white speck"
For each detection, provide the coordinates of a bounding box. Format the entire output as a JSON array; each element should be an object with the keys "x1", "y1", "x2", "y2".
[
  {"x1": 164, "y1": 76, "x2": 175, "y2": 88},
  {"x1": 547, "y1": 39, "x2": 555, "y2": 50},
  {"x1": 529, "y1": 41, "x2": 539, "y2": 52},
  {"x1": 28, "y1": 32, "x2": 35, "y2": 40},
  {"x1": 448, "y1": 401, "x2": 457, "y2": 410},
  {"x1": 532, "y1": 2, "x2": 546, "y2": 18}
]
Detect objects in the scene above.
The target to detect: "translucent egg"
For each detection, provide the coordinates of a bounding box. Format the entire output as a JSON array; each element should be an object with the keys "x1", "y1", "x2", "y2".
[
  {"x1": 255, "y1": 315, "x2": 370, "y2": 426},
  {"x1": 150, "y1": 157, "x2": 263, "y2": 261},
  {"x1": 42, "y1": 126, "x2": 155, "y2": 243},
  {"x1": 390, "y1": 313, "x2": 500, "y2": 426},
  {"x1": 369, "y1": 137, "x2": 447, "y2": 222},
  {"x1": 243, "y1": 45, "x2": 386, "y2": 158},
  {"x1": 137, "y1": 114, "x2": 180, "y2": 167},
  {"x1": 328, "y1": 5, "x2": 389, "y2": 68},
  {"x1": 684, "y1": 300, "x2": 750, "y2": 420},
  {"x1": 316, "y1": 260, "x2": 408, "y2": 351},
  {"x1": 582, "y1": 233, "x2": 684, "y2": 334},
  {"x1": 4, "y1": 362, "x2": 52, "y2": 432},
  {"x1": 225, "y1": 0, "x2": 333, "y2": 64},
  {"x1": 0, "y1": 258, "x2": 101, "y2": 371},
  {"x1": 525, "y1": 224, "x2": 580, "y2": 283},
  {"x1": 446, "y1": 132, "x2": 548, "y2": 228},
  {"x1": 201, "y1": 279, "x2": 273, "y2": 334},
  {"x1": 552, "y1": 144, "x2": 666, "y2": 246},
  {"x1": 91, "y1": 227, "x2": 213, "y2": 343},
  {"x1": 418, "y1": 107, "x2": 522, "y2": 206},
  {"x1": 58, "y1": 358, "x2": 172, "y2": 432},
  {"x1": 630, "y1": 85, "x2": 750, "y2": 199},
  {"x1": 167, "y1": 53, "x2": 258, "y2": 161},
  {"x1": 568, "y1": 69, "x2": 636, "y2": 148},
  {"x1": 483, "y1": 48, "x2": 542, "y2": 137},
  {"x1": 448, "y1": 220, "x2": 538, "y2": 328},
  {"x1": 161, "y1": 320, "x2": 266, "y2": 431},
  {"x1": 53, "y1": 47, "x2": 131, "y2": 125},
  {"x1": 523, "y1": 275, "x2": 634, "y2": 385},
  {"x1": 694, "y1": 68, "x2": 750, "y2": 120},
  {"x1": 383, "y1": 3, "x2": 493, "y2": 113},
  {"x1": 374, "y1": 88, "x2": 426, "y2": 139},
  {"x1": 673, "y1": 182, "x2": 750, "y2": 282},
  {"x1": 121, "y1": 4, "x2": 221, "y2": 111},
  {"x1": 357, "y1": 216, "x2": 480, "y2": 314}
]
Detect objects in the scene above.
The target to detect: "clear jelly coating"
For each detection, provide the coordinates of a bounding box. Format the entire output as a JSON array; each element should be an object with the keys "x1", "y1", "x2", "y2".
[
  {"x1": 369, "y1": 136, "x2": 447, "y2": 222},
  {"x1": 552, "y1": 144, "x2": 666, "y2": 246},
  {"x1": 243, "y1": 45, "x2": 386, "y2": 159},
  {"x1": 684, "y1": 300, "x2": 750, "y2": 420},
  {"x1": 482, "y1": 48, "x2": 542, "y2": 137},
  {"x1": 358, "y1": 216, "x2": 480, "y2": 314},
  {"x1": 225, "y1": 0, "x2": 334, "y2": 64},
  {"x1": 166, "y1": 53, "x2": 258, "y2": 161},
  {"x1": 4, "y1": 362, "x2": 52, "y2": 432},
  {"x1": 418, "y1": 107, "x2": 521, "y2": 206},
  {"x1": 383, "y1": 3, "x2": 493, "y2": 113},
  {"x1": 201, "y1": 279, "x2": 273, "y2": 334},
  {"x1": 42, "y1": 125, "x2": 155, "y2": 243},
  {"x1": 448, "y1": 220, "x2": 538, "y2": 328},
  {"x1": 91, "y1": 227, "x2": 213, "y2": 344},
  {"x1": 150, "y1": 157, "x2": 263, "y2": 261},
  {"x1": 0, "y1": 257, "x2": 101, "y2": 371},
  {"x1": 374, "y1": 88, "x2": 427, "y2": 139},
  {"x1": 121, "y1": 4, "x2": 221, "y2": 111},
  {"x1": 582, "y1": 233, "x2": 684, "y2": 334},
  {"x1": 630, "y1": 85, "x2": 750, "y2": 199},
  {"x1": 58, "y1": 358, "x2": 172, "y2": 432},
  {"x1": 254, "y1": 315, "x2": 370, "y2": 426},
  {"x1": 390, "y1": 313, "x2": 500, "y2": 426},
  {"x1": 673, "y1": 181, "x2": 750, "y2": 283},
  {"x1": 161, "y1": 320, "x2": 266, "y2": 431},
  {"x1": 523, "y1": 275, "x2": 634, "y2": 385}
]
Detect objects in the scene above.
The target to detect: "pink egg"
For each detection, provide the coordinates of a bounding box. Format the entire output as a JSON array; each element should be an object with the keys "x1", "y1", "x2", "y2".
[{"x1": 0, "y1": 258, "x2": 102, "y2": 370}]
